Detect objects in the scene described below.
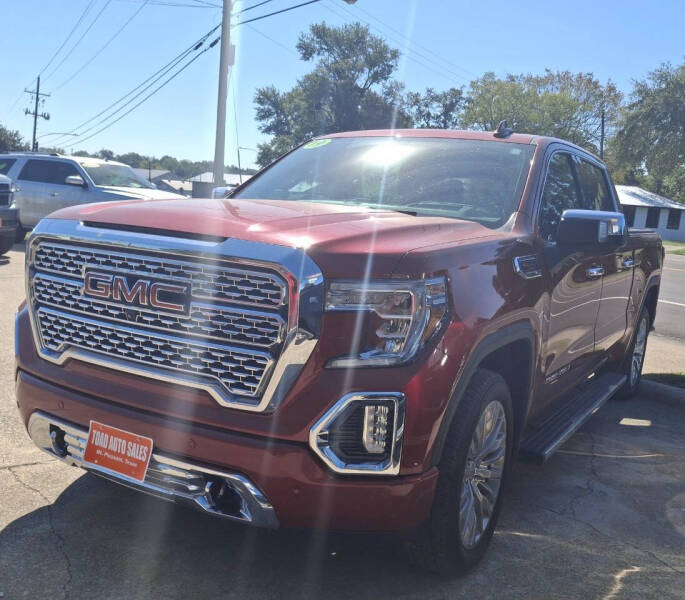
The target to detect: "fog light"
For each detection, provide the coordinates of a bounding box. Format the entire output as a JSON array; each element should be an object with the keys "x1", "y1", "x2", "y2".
[
  {"x1": 363, "y1": 405, "x2": 390, "y2": 454},
  {"x1": 309, "y1": 392, "x2": 405, "y2": 475}
]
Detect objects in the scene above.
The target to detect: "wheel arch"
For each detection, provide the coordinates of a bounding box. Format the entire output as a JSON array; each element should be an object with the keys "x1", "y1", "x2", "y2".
[{"x1": 429, "y1": 321, "x2": 536, "y2": 467}]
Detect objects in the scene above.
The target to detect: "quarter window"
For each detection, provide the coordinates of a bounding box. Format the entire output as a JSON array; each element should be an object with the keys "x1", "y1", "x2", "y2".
[
  {"x1": 539, "y1": 153, "x2": 580, "y2": 242},
  {"x1": 18, "y1": 160, "x2": 80, "y2": 185},
  {"x1": 667, "y1": 208, "x2": 682, "y2": 230},
  {"x1": 0, "y1": 158, "x2": 16, "y2": 175},
  {"x1": 645, "y1": 207, "x2": 660, "y2": 229}
]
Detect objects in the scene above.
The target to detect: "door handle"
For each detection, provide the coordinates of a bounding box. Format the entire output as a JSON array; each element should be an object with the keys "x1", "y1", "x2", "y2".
[
  {"x1": 50, "y1": 192, "x2": 59, "y2": 197},
  {"x1": 622, "y1": 257, "x2": 635, "y2": 268},
  {"x1": 586, "y1": 266, "x2": 604, "y2": 278}
]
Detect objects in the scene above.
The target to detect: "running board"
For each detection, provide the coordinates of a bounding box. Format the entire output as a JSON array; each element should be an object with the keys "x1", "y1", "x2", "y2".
[{"x1": 519, "y1": 372, "x2": 626, "y2": 463}]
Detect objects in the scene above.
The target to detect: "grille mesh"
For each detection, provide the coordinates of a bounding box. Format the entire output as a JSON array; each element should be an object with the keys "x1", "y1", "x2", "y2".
[
  {"x1": 37, "y1": 308, "x2": 272, "y2": 397},
  {"x1": 33, "y1": 274, "x2": 283, "y2": 347},
  {"x1": 33, "y1": 241, "x2": 287, "y2": 308}
]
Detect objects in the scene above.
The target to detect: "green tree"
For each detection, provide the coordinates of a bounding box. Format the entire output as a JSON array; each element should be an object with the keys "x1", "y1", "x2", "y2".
[
  {"x1": 254, "y1": 22, "x2": 411, "y2": 166},
  {"x1": 404, "y1": 87, "x2": 465, "y2": 129},
  {"x1": 462, "y1": 70, "x2": 621, "y2": 153},
  {"x1": 0, "y1": 124, "x2": 29, "y2": 152},
  {"x1": 611, "y1": 61, "x2": 685, "y2": 201}
]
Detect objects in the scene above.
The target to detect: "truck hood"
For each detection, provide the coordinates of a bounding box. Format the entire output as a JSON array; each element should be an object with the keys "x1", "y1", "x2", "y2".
[
  {"x1": 97, "y1": 186, "x2": 185, "y2": 200},
  {"x1": 50, "y1": 197, "x2": 497, "y2": 277}
]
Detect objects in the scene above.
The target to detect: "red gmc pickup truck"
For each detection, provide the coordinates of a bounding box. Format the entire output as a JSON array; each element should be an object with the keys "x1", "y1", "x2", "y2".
[{"x1": 15, "y1": 128, "x2": 662, "y2": 574}]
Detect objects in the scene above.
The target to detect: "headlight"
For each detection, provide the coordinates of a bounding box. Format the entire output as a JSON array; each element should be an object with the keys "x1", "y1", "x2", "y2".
[{"x1": 325, "y1": 277, "x2": 447, "y2": 367}]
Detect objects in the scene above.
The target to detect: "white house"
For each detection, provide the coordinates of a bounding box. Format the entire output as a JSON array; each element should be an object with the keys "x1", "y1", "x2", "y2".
[{"x1": 616, "y1": 185, "x2": 685, "y2": 242}]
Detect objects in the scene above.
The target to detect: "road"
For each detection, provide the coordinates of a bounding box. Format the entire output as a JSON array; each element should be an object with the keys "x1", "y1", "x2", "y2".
[
  {"x1": 1, "y1": 241, "x2": 684, "y2": 599},
  {"x1": 654, "y1": 252, "x2": 685, "y2": 341}
]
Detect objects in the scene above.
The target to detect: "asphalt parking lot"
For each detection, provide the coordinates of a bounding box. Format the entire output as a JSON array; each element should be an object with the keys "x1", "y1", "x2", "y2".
[{"x1": 1, "y1": 242, "x2": 684, "y2": 599}]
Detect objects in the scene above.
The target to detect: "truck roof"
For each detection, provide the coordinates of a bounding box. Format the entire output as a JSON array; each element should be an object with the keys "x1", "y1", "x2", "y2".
[{"x1": 320, "y1": 129, "x2": 539, "y2": 144}]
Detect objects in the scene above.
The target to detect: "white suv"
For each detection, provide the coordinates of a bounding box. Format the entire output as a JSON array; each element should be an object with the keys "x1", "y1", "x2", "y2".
[{"x1": 0, "y1": 153, "x2": 184, "y2": 237}]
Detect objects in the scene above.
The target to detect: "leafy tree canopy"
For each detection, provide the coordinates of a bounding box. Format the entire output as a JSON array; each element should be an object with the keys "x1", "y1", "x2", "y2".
[
  {"x1": 0, "y1": 125, "x2": 29, "y2": 153},
  {"x1": 462, "y1": 70, "x2": 621, "y2": 153},
  {"x1": 610, "y1": 61, "x2": 685, "y2": 201}
]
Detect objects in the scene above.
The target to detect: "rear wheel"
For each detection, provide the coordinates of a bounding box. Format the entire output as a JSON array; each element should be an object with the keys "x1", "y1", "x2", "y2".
[
  {"x1": 616, "y1": 307, "x2": 650, "y2": 399},
  {"x1": 410, "y1": 369, "x2": 513, "y2": 575}
]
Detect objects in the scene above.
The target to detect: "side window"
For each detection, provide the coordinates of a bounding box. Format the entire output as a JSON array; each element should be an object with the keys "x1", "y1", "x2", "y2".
[
  {"x1": 575, "y1": 159, "x2": 614, "y2": 211},
  {"x1": 18, "y1": 160, "x2": 79, "y2": 185},
  {"x1": 0, "y1": 158, "x2": 16, "y2": 175},
  {"x1": 645, "y1": 207, "x2": 660, "y2": 228},
  {"x1": 667, "y1": 209, "x2": 682, "y2": 230},
  {"x1": 539, "y1": 152, "x2": 580, "y2": 242}
]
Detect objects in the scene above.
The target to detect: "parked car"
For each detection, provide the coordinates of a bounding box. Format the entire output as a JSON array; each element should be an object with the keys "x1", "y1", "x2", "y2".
[
  {"x1": 0, "y1": 173, "x2": 19, "y2": 254},
  {"x1": 0, "y1": 153, "x2": 184, "y2": 239},
  {"x1": 15, "y1": 129, "x2": 662, "y2": 574}
]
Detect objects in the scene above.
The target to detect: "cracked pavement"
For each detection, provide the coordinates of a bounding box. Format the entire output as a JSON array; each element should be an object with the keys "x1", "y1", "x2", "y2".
[{"x1": 2, "y1": 242, "x2": 685, "y2": 599}]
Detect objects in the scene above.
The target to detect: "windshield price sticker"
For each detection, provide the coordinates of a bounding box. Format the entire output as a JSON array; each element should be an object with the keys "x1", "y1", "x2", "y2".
[
  {"x1": 303, "y1": 139, "x2": 332, "y2": 149},
  {"x1": 83, "y1": 421, "x2": 153, "y2": 482}
]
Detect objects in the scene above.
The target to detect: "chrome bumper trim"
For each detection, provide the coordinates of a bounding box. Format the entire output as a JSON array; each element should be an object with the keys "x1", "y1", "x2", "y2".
[{"x1": 27, "y1": 411, "x2": 279, "y2": 528}]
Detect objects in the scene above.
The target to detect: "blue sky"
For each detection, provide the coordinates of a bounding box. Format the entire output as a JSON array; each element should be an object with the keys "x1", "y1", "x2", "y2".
[{"x1": 2, "y1": 0, "x2": 683, "y2": 168}]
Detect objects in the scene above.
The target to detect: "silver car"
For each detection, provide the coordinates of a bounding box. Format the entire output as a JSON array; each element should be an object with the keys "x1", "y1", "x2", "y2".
[{"x1": 0, "y1": 153, "x2": 184, "y2": 237}]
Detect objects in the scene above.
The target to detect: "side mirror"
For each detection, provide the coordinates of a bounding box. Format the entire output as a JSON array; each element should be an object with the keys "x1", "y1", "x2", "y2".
[
  {"x1": 65, "y1": 175, "x2": 86, "y2": 188},
  {"x1": 557, "y1": 209, "x2": 626, "y2": 246}
]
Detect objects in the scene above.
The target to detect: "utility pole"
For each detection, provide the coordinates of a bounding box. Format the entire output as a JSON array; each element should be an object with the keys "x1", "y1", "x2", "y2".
[
  {"x1": 599, "y1": 107, "x2": 605, "y2": 160},
  {"x1": 24, "y1": 76, "x2": 51, "y2": 151},
  {"x1": 213, "y1": 0, "x2": 234, "y2": 186}
]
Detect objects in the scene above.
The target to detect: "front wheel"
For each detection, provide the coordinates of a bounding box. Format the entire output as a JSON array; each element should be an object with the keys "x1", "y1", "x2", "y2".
[{"x1": 410, "y1": 369, "x2": 513, "y2": 575}]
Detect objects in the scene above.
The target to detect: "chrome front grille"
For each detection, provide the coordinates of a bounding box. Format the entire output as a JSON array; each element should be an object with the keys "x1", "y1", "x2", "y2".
[
  {"x1": 34, "y1": 241, "x2": 287, "y2": 308},
  {"x1": 37, "y1": 308, "x2": 272, "y2": 397},
  {"x1": 24, "y1": 224, "x2": 325, "y2": 412},
  {"x1": 33, "y1": 273, "x2": 283, "y2": 347}
]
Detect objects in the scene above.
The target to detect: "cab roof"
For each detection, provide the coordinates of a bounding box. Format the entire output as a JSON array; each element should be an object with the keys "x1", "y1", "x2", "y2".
[{"x1": 319, "y1": 129, "x2": 539, "y2": 145}]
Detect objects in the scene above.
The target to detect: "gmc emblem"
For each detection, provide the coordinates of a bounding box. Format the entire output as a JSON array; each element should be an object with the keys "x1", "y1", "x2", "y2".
[{"x1": 83, "y1": 270, "x2": 190, "y2": 314}]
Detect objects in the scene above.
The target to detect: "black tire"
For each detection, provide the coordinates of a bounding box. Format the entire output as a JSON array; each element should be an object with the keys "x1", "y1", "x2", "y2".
[
  {"x1": 14, "y1": 224, "x2": 26, "y2": 243},
  {"x1": 409, "y1": 369, "x2": 514, "y2": 575},
  {"x1": 0, "y1": 236, "x2": 13, "y2": 256},
  {"x1": 615, "y1": 306, "x2": 650, "y2": 399}
]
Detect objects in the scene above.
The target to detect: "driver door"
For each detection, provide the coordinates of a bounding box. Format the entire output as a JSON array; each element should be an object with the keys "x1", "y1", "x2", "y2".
[{"x1": 534, "y1": 151, "x2": 605, "y2": 415}]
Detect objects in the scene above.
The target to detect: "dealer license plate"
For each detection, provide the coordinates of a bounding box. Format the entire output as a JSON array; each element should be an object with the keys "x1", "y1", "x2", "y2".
[{"x1": 83, "y1": 421, "x2": 153, "y2": 482}]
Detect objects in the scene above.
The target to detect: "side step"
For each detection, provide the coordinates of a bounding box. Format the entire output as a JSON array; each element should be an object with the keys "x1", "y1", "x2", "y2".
[{"x1": 519, "y1": 372, "x2": 626, "y2": 463}]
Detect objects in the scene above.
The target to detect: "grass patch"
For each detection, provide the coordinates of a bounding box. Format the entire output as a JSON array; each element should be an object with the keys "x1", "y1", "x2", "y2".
[
  {"x1": 663, "y1": 241, "x2": 685, "y2": 254},
  {"x1": 672, "y1": 248, "x2": 685, "y2": 256},
  {"x1": 643, "y1": 373, "x2": 685, "y2": 388}
]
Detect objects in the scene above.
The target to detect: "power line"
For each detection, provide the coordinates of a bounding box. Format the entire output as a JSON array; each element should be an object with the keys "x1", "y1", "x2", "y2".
[
  {"x1": 233, "y1": 0, "x2": 322, "y2": 27},
  {"x1": 67, "y1": 36, "x2": 220, "y2": 146},
  {"x1": 51, "y1": 1, "x2": 151, "y2": 93},
  {"x1": 322, "y1": 0, "x2": 468, "y2": 85},
  {"x1": 245, "y1": 23, "x2": 299, "y2": 56},
  {"x1": 236, "y1": 0, "x2": 279, "y2": 15},
  {"x1": 44, "y1": 0, "x2": 113, "y2": 81},
  {"x1": 52, "y1": 25, "x2": 220, "y2": 145},
  {"x1": 111, "y1": 0, "x2": 219, "y2": 6},
  {"x1": 39, "y1": 0, "x2": 97, "y2": 76}
]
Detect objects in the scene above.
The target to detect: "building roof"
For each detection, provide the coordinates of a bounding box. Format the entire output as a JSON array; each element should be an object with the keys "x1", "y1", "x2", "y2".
[
  {"x1": 161, "y1": 179, "x2": 193, "y2": 192},
  {"x1": 616, "y1": 185, "x2": 684, "y2": 211},
  {"x1": 132, "y1": 168, "x2": 172, "y2": 181},
  {"x1": 188, "y1": 172, "x2": 251, "y2": 185}
]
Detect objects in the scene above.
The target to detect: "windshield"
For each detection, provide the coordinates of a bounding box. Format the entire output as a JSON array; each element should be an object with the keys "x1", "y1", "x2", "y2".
[
  {"x1": 233, "y1": 137, "x2": 534, "y2": 227},
  {"x1": 80, "y1": 162, "x2": 155, "y2": 189}
]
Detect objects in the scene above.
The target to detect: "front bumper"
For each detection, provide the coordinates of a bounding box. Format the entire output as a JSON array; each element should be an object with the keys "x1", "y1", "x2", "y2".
[
  {"x1": 16, "y1": 369, "x2": 438, "y2": 531},
  {"x1": 0, "y1": 207, "x2": 18, "y2": 234}
]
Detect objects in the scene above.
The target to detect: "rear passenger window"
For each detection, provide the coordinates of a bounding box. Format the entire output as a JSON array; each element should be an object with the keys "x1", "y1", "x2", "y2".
[
  {"x1": 0, "y1": 158, "x2": 16, "y2": 175},
  {"x1": 18, "y1": 159, "x2": 79, "y2": 185},
  {"x1": 575, "y1": 159, "x2": 614, "y2": 212},
  {"x1": 539, "y1": 153, "x2": 580, "y2": 242}
]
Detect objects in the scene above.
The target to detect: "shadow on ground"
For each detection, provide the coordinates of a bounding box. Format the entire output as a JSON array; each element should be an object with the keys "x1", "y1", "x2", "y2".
[{"x1": 1, "y1": 383, "x2": 684, "y2": 600}]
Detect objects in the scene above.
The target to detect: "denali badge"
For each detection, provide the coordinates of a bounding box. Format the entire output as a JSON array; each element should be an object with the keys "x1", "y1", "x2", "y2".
[{"x1": 84, "y1": 270, "x2": 190, "y2": 314}]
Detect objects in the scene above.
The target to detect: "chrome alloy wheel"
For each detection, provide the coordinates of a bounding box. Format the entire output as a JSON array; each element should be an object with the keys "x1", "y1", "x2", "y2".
[
  {"x1": 631, "y1": 316, "x2": 648, "y2": 388},
  {"x1": 459, "y1": 400, "x2": 507, "y2": 549}
]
